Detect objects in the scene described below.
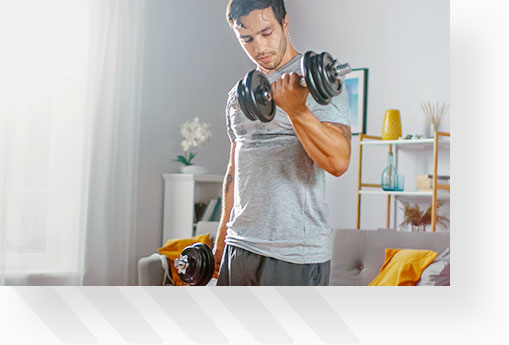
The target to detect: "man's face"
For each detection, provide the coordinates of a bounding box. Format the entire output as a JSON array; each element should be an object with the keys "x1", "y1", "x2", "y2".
[{"x1": 233, "y1": 7, "x2": 289, "y2": 72}]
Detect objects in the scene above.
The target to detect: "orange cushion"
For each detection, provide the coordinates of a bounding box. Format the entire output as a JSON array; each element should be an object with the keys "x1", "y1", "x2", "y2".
[
  {"x1": 369, "y1": 248, "x2": 438, "y2": 286},
  {"x1": 158, "y1": 233, "x2": 211, "y2": 286}
]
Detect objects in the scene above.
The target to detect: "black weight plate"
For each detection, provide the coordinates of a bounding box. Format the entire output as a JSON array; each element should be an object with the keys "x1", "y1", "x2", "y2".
[
  {"x1": 200, "y1": 243, "x2": 214, "y2": 286},
  {"x1": 179, "y1": 246, "x2": 200, "y2": 284},
  {"x1": 194, "y1": 245, "x2": 207, "y2": 286},
  {"x1": 317, "y1": 52, "x2": 342, "y2": 98},
  {"x1": 245, "y1": 70, "x2": 275, "y2": 122},
  {"x1": 241, "y1": 71, "x2": 260, "y2": 121},
  {"x1": 255, "y1": 75, "x2": 275, "y2": 123},
  {"x1": 314, "y1": 57, "x2": 334, "y2": 102},
  {"x1": 191, "y1": 243, "x2": 214, "y2": 286},
  {"x1": 309, "y1": 53, "x2": 332, "y2": 105},
  {"x1": 236, "y1": 78, "x2": 257, "y2": 121},
  {"x1": 302, "y1": 51, "x2": 327, "y2": 105}
]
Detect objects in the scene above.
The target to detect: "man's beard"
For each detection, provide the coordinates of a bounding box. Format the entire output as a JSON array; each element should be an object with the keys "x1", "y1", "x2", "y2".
[{"x1": 259, "y1": 37, "x2": 288, "y2": 71}]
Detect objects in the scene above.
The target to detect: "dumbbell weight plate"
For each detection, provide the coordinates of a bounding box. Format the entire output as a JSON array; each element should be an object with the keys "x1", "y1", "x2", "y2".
[
  {"x1": 178, "y1": 242, "x2": 215, "y2": 286},
  {"x1": 236, "y1": 79, "x2": 257, "y2": 121},
  {"x1": 193, "y1": 242, "x2": 214, "y2": 286},
  {"x1": 316, "y1": 52, "x2": 342, "y2": 99},
  {"x1": 244, "y1": 70, "x2": 275, "y2": 123},
  {"x1": 178, "y1": 245, "x2": 200, "y2": 285},
  {"x1": 310, "y1": 53, "x2": 335, "y2": 105},
  {"x1": 302, "y1": 51, "x2": 329, "y2": 106}
]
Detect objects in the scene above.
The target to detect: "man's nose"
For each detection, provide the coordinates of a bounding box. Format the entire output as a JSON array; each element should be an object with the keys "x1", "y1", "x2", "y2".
[{"x1": 253, "y1": 37, "x2": 268, "y2": 55}]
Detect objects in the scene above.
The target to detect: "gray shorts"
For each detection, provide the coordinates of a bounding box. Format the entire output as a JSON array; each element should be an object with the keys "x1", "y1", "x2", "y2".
[{"x1": 217, "y1": 245, "x2": 330, "y2": 286}]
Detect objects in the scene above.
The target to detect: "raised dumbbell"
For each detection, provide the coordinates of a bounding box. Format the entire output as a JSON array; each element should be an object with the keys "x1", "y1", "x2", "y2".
[
  {"x1": 174, "y1": 242, "x2": 215, "y2": 286},
  {"x1": 236, "y1": 51, "x2": 352, "y2": 122}
]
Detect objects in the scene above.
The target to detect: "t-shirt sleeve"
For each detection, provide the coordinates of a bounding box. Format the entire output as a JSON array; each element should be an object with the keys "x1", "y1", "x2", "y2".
[
  {"x1": 307, "y1": 85, "x2": 351, "y2": 126},
  {"x1": 225, "y1": 90, "x2": 237, "y2": 143}
]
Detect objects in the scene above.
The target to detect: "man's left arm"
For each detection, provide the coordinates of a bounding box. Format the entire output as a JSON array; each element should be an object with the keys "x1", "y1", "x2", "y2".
[{"x1": 272, "y1": 72, "x2": 352, "y2": 177}]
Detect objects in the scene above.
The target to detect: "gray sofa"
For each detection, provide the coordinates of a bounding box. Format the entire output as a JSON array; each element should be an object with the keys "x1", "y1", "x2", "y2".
[{"x1": 138, "y1": 228, "x2": 450, "y2": 286}]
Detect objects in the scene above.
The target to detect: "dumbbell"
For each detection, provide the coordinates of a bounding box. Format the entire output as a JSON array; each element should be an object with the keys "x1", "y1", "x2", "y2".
[
  {"x1": 174, "y1": 242, "x2": 215, "y2": 286},
  {"x1": 236, "y1": 51, "x2": 352, "y2": 122}
]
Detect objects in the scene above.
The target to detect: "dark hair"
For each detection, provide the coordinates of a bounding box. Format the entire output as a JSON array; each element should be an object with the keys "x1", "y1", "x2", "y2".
[{"x1": 226, "y1": 0, "x2": 287, "y2": 28}]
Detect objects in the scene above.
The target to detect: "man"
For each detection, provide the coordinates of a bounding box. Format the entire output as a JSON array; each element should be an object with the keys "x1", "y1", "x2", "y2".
[{"x1": 212, "y1": 0, "x2": 351, "y2": 286}]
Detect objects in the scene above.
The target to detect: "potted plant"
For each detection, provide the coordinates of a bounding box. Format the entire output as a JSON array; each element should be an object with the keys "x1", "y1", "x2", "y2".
[
  {"x1": 175, "y1": 117, "x2": 212, "y2": 174},
  {"x1": 399, "y1": 200, "x2": 449, "y2": 231}
]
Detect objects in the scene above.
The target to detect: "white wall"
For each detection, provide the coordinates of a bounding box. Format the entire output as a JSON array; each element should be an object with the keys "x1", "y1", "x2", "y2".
[
  {"x1": 135, "y1": 0, "x2": 252, "y2": 262},
  {"x1": 135, "y1": 0, "x2": 451, "y2": 267},
  {"x1": 285, "y1": 0, "x2": 450, "y2": 230}
]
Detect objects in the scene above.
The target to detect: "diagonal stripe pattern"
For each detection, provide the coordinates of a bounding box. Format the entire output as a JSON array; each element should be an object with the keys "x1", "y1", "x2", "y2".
[
  {"x1": 80, "y1": 287, "x2": 162, "y2": 344},
  {"x1": 144, "y1": 287, "x2": 228, "y2": 344},
  {"x1": 277, "y1": 287, "x2": 360, "y2": 344},
  {"x1": 14, "y1": 287, "x2": 98, "y2": 344},
  {"x1": 212, "y1": 287, "x2": 293, "y2": 344},
  {"x1": 11, "y1": 286, "x2": 359, "y2": 344}
]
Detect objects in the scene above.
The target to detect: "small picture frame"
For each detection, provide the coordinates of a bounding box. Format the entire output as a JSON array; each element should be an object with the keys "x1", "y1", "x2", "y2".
[{"x1": 344, "y1": 68, "x2": 368, "y2": 135}]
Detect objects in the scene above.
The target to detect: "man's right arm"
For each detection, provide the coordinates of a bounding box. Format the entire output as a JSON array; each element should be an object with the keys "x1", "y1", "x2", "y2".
[{"x1": 212, "y1": 140, "x2": 236, "y2": 277}]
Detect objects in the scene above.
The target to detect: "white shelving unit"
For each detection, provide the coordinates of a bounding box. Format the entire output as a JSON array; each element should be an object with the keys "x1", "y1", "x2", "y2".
[
  {"x1": 162, "y1": 173, "x2": 223, "y2": 245},
  {"x1": 357, "y1": 132, "x2": 450, "y2": 231}
]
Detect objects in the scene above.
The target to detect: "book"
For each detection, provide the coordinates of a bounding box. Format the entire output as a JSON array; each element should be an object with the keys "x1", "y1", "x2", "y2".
[
  {"x1": 416, "y1": 174, "x2": 450, "y2": 191},
  {"x1": 194, "y1": 201, "x2": 207, "y2": 223},
  {"x1": 200, "y1": 198, "x2": 217, "y2": 222},
  {"x1": 209, "y1": 197, "x2": 222, "y2": 221}
]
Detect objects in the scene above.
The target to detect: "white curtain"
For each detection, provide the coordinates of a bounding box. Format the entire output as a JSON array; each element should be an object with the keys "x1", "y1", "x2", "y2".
[{"x1": 0, "y1": 0, "x2": 145, "y2": 285}]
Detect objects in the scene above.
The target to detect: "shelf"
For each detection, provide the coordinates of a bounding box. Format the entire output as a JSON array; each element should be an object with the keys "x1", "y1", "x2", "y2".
[
  {"x1": 359, "y1": 190, "x2": 450, "y2": 199},
  {"x1": 163, "y1": 173, "x2": 223, "y2": 183},
  {"x1": 357, "y1": 132, "x2": 450, "y2": 231},
  {"x1": 361, "y1": 138, "x2": 433, "y2": 145},
  {"x1": 360, "y1": 137, "x2": 450, "y2": 149}
]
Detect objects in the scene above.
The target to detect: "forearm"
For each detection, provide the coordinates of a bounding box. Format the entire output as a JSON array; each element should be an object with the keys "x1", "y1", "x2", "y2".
[
  {"x1": 213, "y1": 164, "x2": 234, "y2": 256},
  {"x1": 288, "y1": 107, "x2": 351, "y2": 176}
]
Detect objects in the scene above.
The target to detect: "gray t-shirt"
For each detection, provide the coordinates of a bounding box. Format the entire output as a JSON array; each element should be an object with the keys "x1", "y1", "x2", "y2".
[{"x1": 224, "y1": 53, "x2": 350, "y2": 264}]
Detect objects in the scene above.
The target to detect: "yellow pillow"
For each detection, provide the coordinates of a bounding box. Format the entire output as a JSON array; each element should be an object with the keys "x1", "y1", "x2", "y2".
[
  {"x1": 158, "y1": 233, "x2": 211, "y2": 286},
  {"x1": 369, "y1": 248, "x2": 438, "y2": 286}
]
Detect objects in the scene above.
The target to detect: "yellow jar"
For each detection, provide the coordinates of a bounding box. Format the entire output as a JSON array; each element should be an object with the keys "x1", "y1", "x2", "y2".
[{"x1": 382, "y1": 109, "x2": 402, "y2": 140}]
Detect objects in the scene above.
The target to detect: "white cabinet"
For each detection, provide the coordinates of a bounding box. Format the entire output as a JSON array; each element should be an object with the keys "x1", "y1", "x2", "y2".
[{"x1": 162, "y1": 173, "x2": 223, "y2": 245}]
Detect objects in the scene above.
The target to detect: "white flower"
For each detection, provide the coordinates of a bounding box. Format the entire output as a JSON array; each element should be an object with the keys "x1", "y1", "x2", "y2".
[{"x1": 178, "y1": 117, "x2": 212, "y2": 152}]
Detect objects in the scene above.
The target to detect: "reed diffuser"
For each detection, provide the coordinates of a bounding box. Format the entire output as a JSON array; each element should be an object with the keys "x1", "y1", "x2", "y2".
[{"x1": 420, "y1": 101, "x2": 448, "y2": 137}]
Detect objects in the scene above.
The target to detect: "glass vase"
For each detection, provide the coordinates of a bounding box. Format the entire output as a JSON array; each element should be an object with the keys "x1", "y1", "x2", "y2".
[{"x1": 381, "y1": 152, "x2": 399, "y2": 191}]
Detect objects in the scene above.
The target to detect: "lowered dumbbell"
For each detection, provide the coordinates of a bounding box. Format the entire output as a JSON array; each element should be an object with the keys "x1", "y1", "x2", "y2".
[
  {"x1": 236, "y1": 51, "x2": 352, "y2": 122},
  {"x1": 174, "y1": 242, "x2": 215, "y2": 286}
]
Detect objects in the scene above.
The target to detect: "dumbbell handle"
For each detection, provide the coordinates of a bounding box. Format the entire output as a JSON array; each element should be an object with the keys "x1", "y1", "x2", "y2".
[
  {"x1": 262, "y1": 63, "x2": 351, "y2": 101},
  {"x1": 298, "y1": 62, "x2": 352, "y2": 88}
]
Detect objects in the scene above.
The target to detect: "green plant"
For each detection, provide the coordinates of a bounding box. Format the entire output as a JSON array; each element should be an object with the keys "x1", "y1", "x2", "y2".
[
  {"x1": 174, "y1": 117, "x2": 212, "y2": 166},
  {"x1": 175, "y1": 152, "x2": 196, "y2": 166},
  {"x1": 399, "y1": 200, "x2": 449, "y2": 230}
]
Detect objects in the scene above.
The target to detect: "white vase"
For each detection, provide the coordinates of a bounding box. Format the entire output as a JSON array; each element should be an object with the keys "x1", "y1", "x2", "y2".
[
  {"x1": 427, "y1": 124, "x2": 438, "y2": 138},
  {"x1": 180, "y1": 165, "x2": 208, "y2": 175}
]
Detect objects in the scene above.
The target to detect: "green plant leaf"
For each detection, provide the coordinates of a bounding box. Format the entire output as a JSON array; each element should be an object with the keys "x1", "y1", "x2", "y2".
[{"x1": 174, "y1": 155, "x2": 189, "y2": 165}]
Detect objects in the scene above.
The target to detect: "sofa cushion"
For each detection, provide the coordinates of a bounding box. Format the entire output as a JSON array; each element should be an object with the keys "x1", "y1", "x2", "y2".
[
  {"x1": 368, "y1": 248, "x2": 438, "y2": 286},
  {"x1": 417, "y1": 247, "x2": 450, "y2": 286}
]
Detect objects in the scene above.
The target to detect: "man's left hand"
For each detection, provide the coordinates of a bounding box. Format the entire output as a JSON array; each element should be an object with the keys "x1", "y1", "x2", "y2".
[{"x1": 271, "y1": 72, "x2": 309, "y2": 117}]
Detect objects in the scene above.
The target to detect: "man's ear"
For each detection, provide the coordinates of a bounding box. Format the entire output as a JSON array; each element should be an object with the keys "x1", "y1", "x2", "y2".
[{"x1": 282, "y1": 14, "x2": 289, "y2": 33}]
